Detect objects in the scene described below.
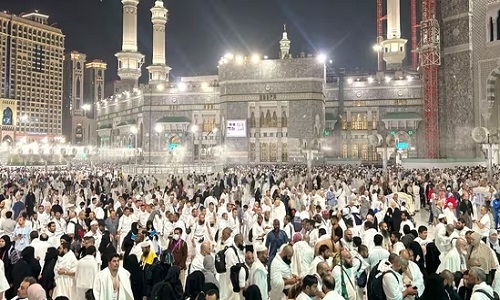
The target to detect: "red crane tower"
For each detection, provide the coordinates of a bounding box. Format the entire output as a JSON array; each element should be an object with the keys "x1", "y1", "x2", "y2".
[
  {"x1": 411, "y1": 0, "x2": 418, "y2": 69},
  {"x1": 419, "y1": 0, "x2": 441, "y2": 158}
]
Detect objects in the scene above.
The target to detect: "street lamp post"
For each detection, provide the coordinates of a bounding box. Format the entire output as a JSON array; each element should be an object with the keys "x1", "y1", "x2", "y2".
[
  {"x1": 82, "y1": 104, "x2": 91, "y2": 145},
  {"x1": 155, "y1": 124, "x2": 163, "y2": 152},
  {"x1": 191, "y1": 124, "x2": 199, "y2": 162},
  {"x1": 130, "y1": 126, "x2": 138, "y2": 167}
]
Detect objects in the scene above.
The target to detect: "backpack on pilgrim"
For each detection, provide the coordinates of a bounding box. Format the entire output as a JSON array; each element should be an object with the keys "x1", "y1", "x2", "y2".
[
  {"x1": 367, "y1": 269, "x2": 398, "y2": 300},
  {"x1": 215, "y1": 245, "x2": 237, "y2": 273}
]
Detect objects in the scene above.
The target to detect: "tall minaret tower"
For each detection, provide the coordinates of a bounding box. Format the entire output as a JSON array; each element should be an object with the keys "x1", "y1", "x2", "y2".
[
  {"x1": 279, "y1": 24, "x2": 291, "y2": 59},
  {"x1": 381, "y1": 0, "x2": 407, "y2": 70},
  {"x1": 147, "y1": 0, "x2": 171, "y2": 84},
  {"x1": 115, "y1": 0, "x2": 144, "y2": 89}
]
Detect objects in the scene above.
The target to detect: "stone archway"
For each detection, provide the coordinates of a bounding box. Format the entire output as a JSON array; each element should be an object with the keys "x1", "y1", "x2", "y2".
[{"x1": 485, "y1": 66, "x2": 500, "y2": 133}]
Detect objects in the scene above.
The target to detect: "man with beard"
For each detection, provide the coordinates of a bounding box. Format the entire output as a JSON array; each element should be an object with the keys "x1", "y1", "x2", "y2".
[
  {"x1": 378, "y1": 221, "x2": 391, "y2": 250},
  {"x1": 381, "y1": 256, "x2": 418, "y2": 300},
  {"x1": 331, "y1": 249, "x2": 356, "y2": 300},
  {"x1": 313, "y1": 261, "x2": 330, "y2": 299},
  {"x1": 309, "y1": 244, "x2": 332, "y2": 275},
  {"x1": 220, "y1": 233, "x2": 245, "y2": 300},
  {"x1": 270, "y1": 245, "x2": 298, "y2": 300},
  {"x1": 249, "y1": 244, "x2": 269, "y2": 300},
  {"x1": 455, "y1": 218, "x2": 472, "y2": 237},
  {"x1": 437, "y1": 237, "x2": 468, "y2": 273},
  {"x1": 265, "y1": 219, "x2": 289, "y2": 265},
  {"x1": 52, "y1": 242, "x2": 78, "y2": 299}
]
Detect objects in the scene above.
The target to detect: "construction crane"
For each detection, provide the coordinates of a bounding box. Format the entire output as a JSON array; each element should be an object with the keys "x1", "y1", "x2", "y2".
[{"x1": 419, "y1": 0, "x2": 440, "y2": 158}]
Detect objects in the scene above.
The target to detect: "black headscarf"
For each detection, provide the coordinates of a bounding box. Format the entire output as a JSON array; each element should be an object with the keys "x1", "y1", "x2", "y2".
[
  {"x1": 12, "y1": 246, "x2": 41, "y2": 292},
  {"x1": 419, "y1": 273, "x2": 449, "y2": 300},
  {"x1": 0, "y1": 235, "x2": 12, "y2": 259},
  {"x1": 165, "y1": 265, "x2": 183, "y2": 300},
  {"x1": 39, "y1": 247, "x2": 58, "y2": 294},
  {"x1": 185, "y1": 271, "x2": 205, "y2": 299},
  {"x1": 245, "y1": 285, "x2": 262, "y2": 300},
  {"x1": 123, "y1": 253, "x2": 144, "y2": 300}
]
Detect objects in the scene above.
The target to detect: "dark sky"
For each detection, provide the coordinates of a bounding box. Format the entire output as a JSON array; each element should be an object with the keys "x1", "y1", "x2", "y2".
[{"x1": 3, "y1": 0, "x2": 412, "y2": 82}]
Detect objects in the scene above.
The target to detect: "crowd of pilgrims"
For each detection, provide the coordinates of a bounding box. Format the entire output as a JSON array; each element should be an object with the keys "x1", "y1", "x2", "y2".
[{"x1": 0, "y1": 164, "x2": 498, "y2": 300}]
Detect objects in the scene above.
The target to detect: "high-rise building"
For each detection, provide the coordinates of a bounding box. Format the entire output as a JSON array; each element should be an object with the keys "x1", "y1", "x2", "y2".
[
  {"x1": 63, "y1": 51, "x2": 86, "y2": 144},
  {"x1": 84, "y1": 60, "x2": 106, "y2": 144},
  {"x1": 0, "y1": 11, "x2": 65, "y2": 142},
  {"x1": 63, "y1": 52, "x2": 107, "y2": 145}
]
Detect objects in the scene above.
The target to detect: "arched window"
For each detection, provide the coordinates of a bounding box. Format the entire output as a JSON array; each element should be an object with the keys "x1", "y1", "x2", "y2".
[
  {"x1": 2, "y1": 107, "x2": 12, "y2": 125},
  {"x1": 76, "y1": 78, "x2": 81, "y2": 97},
  {"x1": 282, "y1": 112, "x2": 288, "y2": 127},
  {"x1": 265, "y1": 110, "x2": 271, "y2": 127},
  {"x1": 260, "y1": 111, "x2": 265, "y2": 127},
  {"x1": 250, "y1": 112, "x2": 256, "y2": 128},
  {"x1": 497, "y1": 11, "x2": 500, "y2": 40},
  {"x1": 489, "y1": 17, "x2": 495, "y2": 42},
  {"x1": 271, "y1": 111, "x2": 278, "y2": 127}
]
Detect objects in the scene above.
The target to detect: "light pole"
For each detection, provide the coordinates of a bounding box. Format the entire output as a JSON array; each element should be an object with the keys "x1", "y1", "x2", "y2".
[
  {"x1": 130, "y1": 125, "x2": 138, "y2": 167},
  {"x1": 191, "y1": 124, "x2": 199, "y2": 162},
  {"x1": 82, "y1": 104, "x2": 91, "y2": 145},
  {"x1": 155, "y1": 124, "x2": 163, "y2": 152}
]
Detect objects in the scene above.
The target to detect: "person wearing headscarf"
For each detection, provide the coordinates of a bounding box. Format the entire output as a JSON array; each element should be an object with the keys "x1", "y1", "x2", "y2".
[
  {"x1": 26, "y1": 283, "x2": 47, "y2": 300},
  {"x1": 468, "y1": 231, "x2": 498, "y2": 285},
  {"x1": 98, "y1": 231, "x2": 116, "y2": 270},
  {"x1": 146, "y1": 220, "x2": 161, "y2": 255},
  {"x1": 419, "y1": 273, "x2": 449, "y2": 300},
  {"x1": 245, "y1": 285, "x2": 263, "y2": 300},
  {"x1": 121, "y1": 221, "x2": 139, "y2": 255},
  {"x1": 201, "y1": 255, "x2": 219, "y2": 290},
  {"x1": 12, "y1": 246, "x2": 41, "y2": 294},
  {"x1": 185, "y1": 270, "x2": 205, "y2": 300},
  {"x1": 39, "y1": 247, "x2": 58, "y2": 297},
  {"x1": 0, "y1": 235, "x2": 15, "y2": 299},
  {"x1": 165, "y1": 265, "x2": 183, "y2": 300},
  {"x1": 486, "y1": 229, "x2": 500, "y2": 263},
  {"x1": 123, "y1": 253, "x2": 144, "y2": 300}
]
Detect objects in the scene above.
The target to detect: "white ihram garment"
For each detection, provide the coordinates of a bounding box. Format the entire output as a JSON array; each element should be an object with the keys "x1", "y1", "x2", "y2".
[
  {"x1": 52, "y1": 250, "x2": 78, "y2": 299},
  {"x1": 270, "y1": 254, "x2": 293, "y2": 300},
  {"x1": 292, "y1": 241, "x2": 314, "y2": 278},
  {"x1": 74, "y1": 255, "x2": 99, "y2": 300},
  {"x1": 93, "y1": 267, "x2": 134, "y2": 300}
]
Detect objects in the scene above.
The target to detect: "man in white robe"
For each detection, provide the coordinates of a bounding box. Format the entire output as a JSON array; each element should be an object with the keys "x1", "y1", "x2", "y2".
[
  {"x1": 291, "y1": 235, "x2": 314, "y2": 278},
  {"x1": 436, "y1": 237, "x2": 468, "y2": 273},
  {"x1": 249, "y1": 244, "x2": 269, "y2": 300},
  {"x1": 52, "y1": 242, "x2": 78, "y2": 299},
  {"x1": 117, "y1": 207, "x2": 134, "y2": 254},
  {"x1": 271, "y1": 200, "x2": 286, "y2": 229},
  {"x1": 74, "y1": 245, "x2": 99, "y2": 300},
  {"x1": 93, "y1": 253, "x2": 134, "y2": 300},
  {"x1": 270, "y1": 245, "x2": 299, "y2": 300}
]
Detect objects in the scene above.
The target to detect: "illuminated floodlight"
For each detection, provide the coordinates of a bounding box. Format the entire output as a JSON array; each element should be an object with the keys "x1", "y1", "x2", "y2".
[
  {"x1": 385, "y1": 76, "x2": 392, "y2": 83},
  {"x1": 329, "y1": 60, "x2": 333, "y2": 64},
  {"x1": 224, "y1": 53, "x2": 234, "y2": 60},
  {"x1": 316, "y1": 53, "x2": 327, "y2": 64},
  {"x1": 251, "y1": 54, "x2": 260, "y2": 64},
  {"x1": 213, "y1": 128, "x2": 218, "y2": 133},
  {"x1": 407, "y1": 75, "x2": 413, "y2": 82},
  {"x1": 130, "y1": 126, "x2": 138, "y2": 134},
  {"x1": 347, "y1": 78, "x2": 354, "y2": 84},
  {"x1": 235, "y1": 55, "x2": 244, "y2": 65},
  {"x1": 368, "y1": 77, "x2": 374, "y2": 83},
  {"x1": 177, "y1": 82, "x2": 187, "y2": 91},
  {"x1": 156, "y1": 83, "x2": 165, "y2": 91},
  {"x1": 373, "y1": 44, "x2": 382, "y2": 52},
  {"x1": 191, "y1": 124, "x2": 199, "y2": 133},
  {"x1": 155, "y1": 124, "x2": 163, "y2": 134},
  {"x1": 201, "y1": 82, "x2": 209, "y2": 89},
  {"x1": 263, "y1": 56, "x2": 269, "y2": 59},
  {"x1": 82, "y1": 104, "x2": 91, "y2": 111}
]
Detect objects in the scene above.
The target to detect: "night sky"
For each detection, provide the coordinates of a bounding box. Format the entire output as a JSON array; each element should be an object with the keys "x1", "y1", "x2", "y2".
[{"x1": 3, "y1": 0, "x2": 412, "y2": 82}]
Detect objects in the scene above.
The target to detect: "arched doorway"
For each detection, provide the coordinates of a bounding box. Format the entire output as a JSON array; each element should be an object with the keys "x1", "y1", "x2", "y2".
[
  {"x1": 485, "y1": 67, "x2": 500, "y2": 132},
  {"x1": 2, "y1": 135, "x2": 12, "y2": 145}
]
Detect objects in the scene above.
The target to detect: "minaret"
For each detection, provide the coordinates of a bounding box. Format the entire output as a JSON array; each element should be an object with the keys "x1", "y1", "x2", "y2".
[
  {"x1": 381, "y1": 0, "x2": 407, "y2": 70},
  {"x1": 147, "y1": 0, "x2": 171, "y2": 84},
  {"x1": 115, "y1": 0, "x2": 144, "y2": 89},
  {"x1": 279, "y1": 24, "x2": 291, "y2": 59}
]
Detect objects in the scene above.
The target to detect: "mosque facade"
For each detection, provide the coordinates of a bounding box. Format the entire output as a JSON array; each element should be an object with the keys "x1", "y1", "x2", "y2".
[{"x1": 95, "y1": 0, "x2": 425, "y2": 164}]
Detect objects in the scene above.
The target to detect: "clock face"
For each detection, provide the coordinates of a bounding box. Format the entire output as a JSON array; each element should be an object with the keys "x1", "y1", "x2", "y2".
[{"x1": 265, "y1": 84, "x2": 270, "y2": 91}]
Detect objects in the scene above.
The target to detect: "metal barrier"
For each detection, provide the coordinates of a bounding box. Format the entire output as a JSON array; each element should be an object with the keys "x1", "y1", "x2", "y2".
[{"x1": 122, "y1": 163, "x2": 224, "y2": 176}]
